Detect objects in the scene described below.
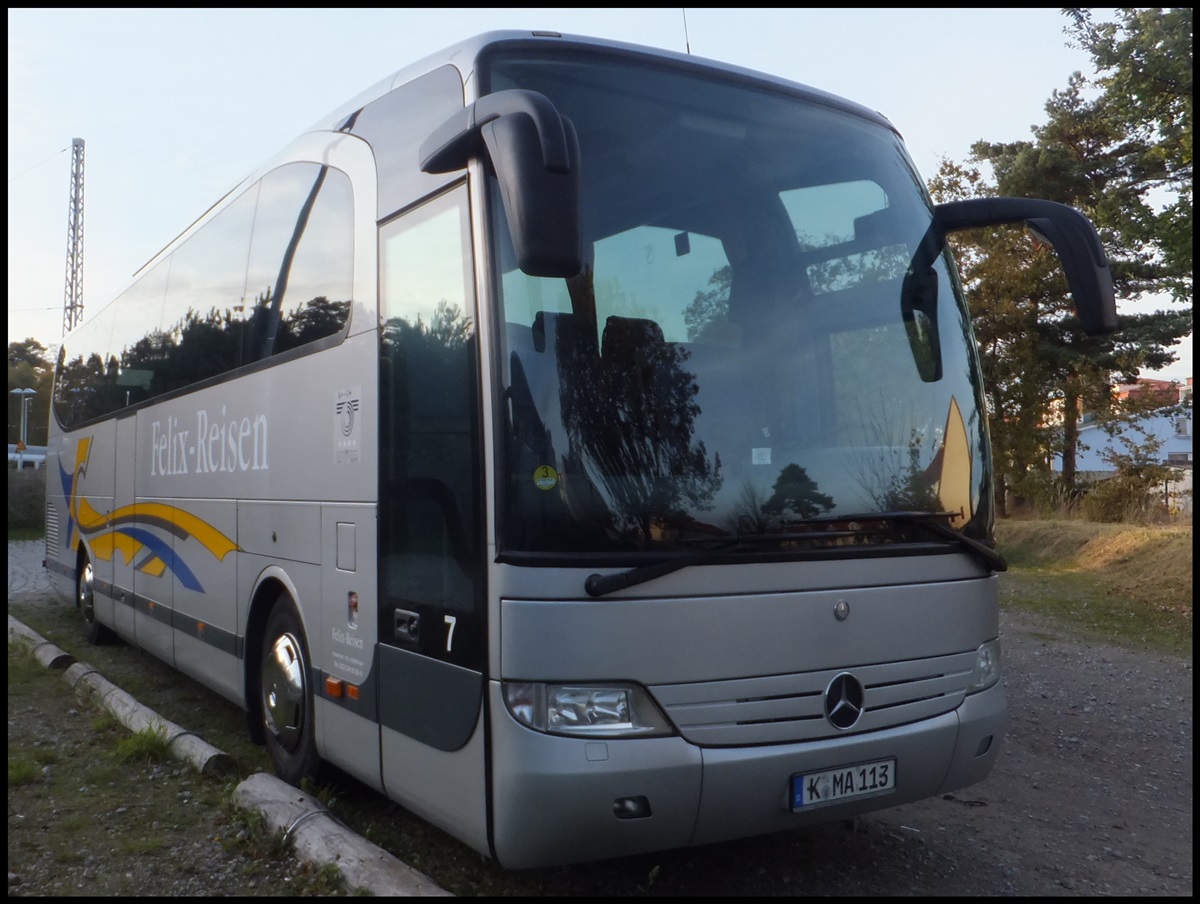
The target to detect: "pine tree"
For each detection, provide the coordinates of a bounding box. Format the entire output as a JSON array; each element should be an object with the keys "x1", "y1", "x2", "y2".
[{"x1": 929, "y1": 9, "x2": 1192, "y2": 509}]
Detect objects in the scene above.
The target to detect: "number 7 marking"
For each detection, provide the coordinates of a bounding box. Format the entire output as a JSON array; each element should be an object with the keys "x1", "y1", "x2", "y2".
[{"x1": 444, "y1": 615, "x2": 457, "y2": 652}]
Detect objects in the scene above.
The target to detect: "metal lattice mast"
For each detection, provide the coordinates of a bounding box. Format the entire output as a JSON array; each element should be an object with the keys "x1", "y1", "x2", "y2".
[{"x1": 62, "y1": 137, "x2": 85, "y2": 336}]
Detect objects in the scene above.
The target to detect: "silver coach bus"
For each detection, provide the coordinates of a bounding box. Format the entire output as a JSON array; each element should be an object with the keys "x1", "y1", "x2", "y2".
[{"x1": 45, "y1": 31, "x2": 1116, "y2": 869}]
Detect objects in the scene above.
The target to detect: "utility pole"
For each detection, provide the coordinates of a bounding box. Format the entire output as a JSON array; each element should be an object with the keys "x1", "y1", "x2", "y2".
[{"x1": 63, "y1": 137, "x2": 85, "y2": 336}]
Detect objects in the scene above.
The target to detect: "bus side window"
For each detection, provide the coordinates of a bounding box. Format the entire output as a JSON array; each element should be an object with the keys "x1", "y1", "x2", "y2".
[{"x1": 244, "y1": 164, "x2": 354, "y2": 361}]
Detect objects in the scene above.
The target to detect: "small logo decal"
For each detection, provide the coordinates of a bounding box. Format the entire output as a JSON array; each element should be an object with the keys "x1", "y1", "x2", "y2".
[
  {"x1": 337, "y1": 398, "x2": 359, "y2": 436},
  {"x1": 334, "y1": 387, "x2": 362, "y2": 464}
]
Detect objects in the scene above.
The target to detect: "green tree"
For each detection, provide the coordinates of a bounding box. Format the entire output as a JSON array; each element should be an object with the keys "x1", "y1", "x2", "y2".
[
  {"x1": 8, "y1": 338, "x2": 52, "y2": 372},
  {"x1": 1063, "y1": 7, "x2": 1193, "y2": 291},
  {"x1": 930, "y1": 9, "x2": 1192, "y2": 509},
  {"x1": 8, "y1": 339, "x2": 54, "y2": 446}
]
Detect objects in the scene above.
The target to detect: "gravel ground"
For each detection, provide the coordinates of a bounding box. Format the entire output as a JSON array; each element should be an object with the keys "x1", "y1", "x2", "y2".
[
  {"x1": 886, "y1": 597, "x2": 1192, "y2": 896},
  {"x1": 7, "y1": 540, "x2": 1194, "y2": 896}
]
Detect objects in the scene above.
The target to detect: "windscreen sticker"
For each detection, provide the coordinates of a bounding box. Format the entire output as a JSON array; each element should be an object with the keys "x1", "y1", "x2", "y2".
[
  {"x1": 936, "y1": 395, "x2": 973, "y2": 524},
  {"x1": 533, "y1": 465, "x2": 558, "y2": 491}
]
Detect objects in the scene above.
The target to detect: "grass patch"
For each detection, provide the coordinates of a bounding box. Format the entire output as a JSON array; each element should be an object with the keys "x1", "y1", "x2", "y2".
[
  {"x1": 119, "y1": 835, "x2": 169, "y2": 856},
  {"x1": 57, "y1": 812, "x2": 96, "y2": 835},
  {"x1": 114, "y1": 722, "x2": 172, "y2": 764},
  {"x1": 8, "y1": 757, "x2": 39, "y2": 785},
  {"x1": 83, "y1": 759, "x2": 124, "y2": 787},
  {"x1": 51, "y1": 847, "x2": 87, "y2": 865},
  {"x1": 7, "y1": 596, "x2": 274, "y2": 778},
  {"x1": 8, "y1": 610, "x2": 347, "y2": 896},
  {"x1": 314, "y1": 863, "x2": 348, "y2": 894},
  {"x1": 7, "y1": 642, "x2": 44, "y2": 687},
  {"x1": 996, "y1": 519, "x2": 1192, "y2": 657},
  {"x1": 301, "y1": 775, "x2": 342, "y2": 810},
  {"x1": 91, "y1": 712, "x2": 118, "y2": 733}
]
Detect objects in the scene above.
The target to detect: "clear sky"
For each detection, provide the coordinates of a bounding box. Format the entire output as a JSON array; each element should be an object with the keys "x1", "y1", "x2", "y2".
[{"x1": 7, "y1": 7, "x2": 1190, "y2": 382}]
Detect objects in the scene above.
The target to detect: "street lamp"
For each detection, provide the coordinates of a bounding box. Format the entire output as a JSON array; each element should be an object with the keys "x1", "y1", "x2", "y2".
[{"x1": 10, "y1": 388, "x2": 36, "y2": 452}]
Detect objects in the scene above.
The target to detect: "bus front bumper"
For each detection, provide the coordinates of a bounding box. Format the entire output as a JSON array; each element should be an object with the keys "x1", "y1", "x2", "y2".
[{"x1": 487, "y1": 679, "x2": 1004, "y2": 869}]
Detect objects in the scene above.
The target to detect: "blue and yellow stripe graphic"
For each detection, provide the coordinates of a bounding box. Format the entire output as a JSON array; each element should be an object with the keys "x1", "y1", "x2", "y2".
[{"x1": 62, "y1": 436, "x2": 238, "y2": 592}]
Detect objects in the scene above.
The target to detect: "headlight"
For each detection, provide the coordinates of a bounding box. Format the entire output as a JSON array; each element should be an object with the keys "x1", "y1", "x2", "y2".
[
  {"x1": 966, "y1": 638, "x2": 1002, "y2": 693},
  {"x1": 502, "y1": 682, "x2": 675, "y2": 738}
]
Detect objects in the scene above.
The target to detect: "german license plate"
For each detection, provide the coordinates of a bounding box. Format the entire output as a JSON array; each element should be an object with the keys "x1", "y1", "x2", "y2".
[{"x1": 791, "y1": 758, "x2": 896, "y2": 810}]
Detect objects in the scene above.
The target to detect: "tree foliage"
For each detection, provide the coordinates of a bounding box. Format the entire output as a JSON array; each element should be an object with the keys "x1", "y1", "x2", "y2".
[
  {"x1": 8, "y1": 339, "x2": 54, "y2": 446},
  {"x1": 930, "y1": 8, "x2": 1193, "y2": 511},
  {"x1": 1063, "y1": 7, "x2": 1193, "y2": 288}
]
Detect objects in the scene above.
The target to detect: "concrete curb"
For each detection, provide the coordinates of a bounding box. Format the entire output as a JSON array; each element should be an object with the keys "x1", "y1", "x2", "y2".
[
  {"x1": 8, "y1": 615, "x2": 235, "y2": 777},
  {"x1": 234, "y1": 773, "x2": 451, "y2": 897},
  {"x1": 8, "y1": 615, "x2": 75, "y2": 669},
  {"x1": 64, "y1": 659, "x2": 237, "y2": 777},
  {"x1": 8, "y1": 614, "x2": 451, "y2": 896}
]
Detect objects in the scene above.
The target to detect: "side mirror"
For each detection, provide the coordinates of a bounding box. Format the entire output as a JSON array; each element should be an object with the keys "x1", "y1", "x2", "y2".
[
  {"x1": 934, "y1": 197, "x2": 1117, "y2": 335},
  {"x1": 420, "y1": 89, "x2": 584, "y2": 278}
]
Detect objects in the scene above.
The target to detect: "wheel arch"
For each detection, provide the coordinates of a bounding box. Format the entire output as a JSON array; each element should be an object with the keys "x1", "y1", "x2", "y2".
[{"x1": 242, "y1": 567, "x2": 308, "y2": 746}]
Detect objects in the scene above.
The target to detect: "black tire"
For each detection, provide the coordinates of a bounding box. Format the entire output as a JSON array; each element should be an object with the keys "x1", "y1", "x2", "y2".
[
  {"x1": 258, "y1": 595, "x2": 322, "y2": 785},
  {"x1": 77, "y1": 553, "x2": 116, "y2": 645}
]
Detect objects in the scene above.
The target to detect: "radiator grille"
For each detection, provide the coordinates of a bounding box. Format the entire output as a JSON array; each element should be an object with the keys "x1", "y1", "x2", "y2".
[{"x1": 649, "y1": 650, "x2": 977, "y2": 746}]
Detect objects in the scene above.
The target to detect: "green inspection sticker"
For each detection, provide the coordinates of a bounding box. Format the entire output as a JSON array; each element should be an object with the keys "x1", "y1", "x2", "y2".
[{"x1": 533, "y1": 465, "x2": 558, "y2": 491}]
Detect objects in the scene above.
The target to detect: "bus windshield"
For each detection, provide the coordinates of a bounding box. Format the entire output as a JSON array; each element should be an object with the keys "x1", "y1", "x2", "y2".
[{"x1": 488, "y1": 49, "x2": 990, "y2": 556}]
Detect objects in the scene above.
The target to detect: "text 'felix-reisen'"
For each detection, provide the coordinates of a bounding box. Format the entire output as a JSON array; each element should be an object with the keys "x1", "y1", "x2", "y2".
[{"x1": 150, "y1": 409, "x2": 268, "y2": 476}]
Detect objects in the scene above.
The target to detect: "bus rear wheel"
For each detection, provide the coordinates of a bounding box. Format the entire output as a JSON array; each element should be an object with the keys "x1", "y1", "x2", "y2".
[
  {"x1": 259, "y1": 595, "x2": 321, "y2": 785},
  {"x1": 77, "y1": 553, "x2": 115, "y2": 645}
]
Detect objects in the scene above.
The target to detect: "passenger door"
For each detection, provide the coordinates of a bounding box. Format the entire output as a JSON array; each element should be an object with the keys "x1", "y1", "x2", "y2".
[{"x1": 376, "y1": 185, "x2": 488, "y2": 849}]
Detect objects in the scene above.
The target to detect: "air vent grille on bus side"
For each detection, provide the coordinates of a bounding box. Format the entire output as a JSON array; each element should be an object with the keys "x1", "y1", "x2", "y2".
[{"x1": 44, "y1": 502, "x2": 59, "y2": 559}]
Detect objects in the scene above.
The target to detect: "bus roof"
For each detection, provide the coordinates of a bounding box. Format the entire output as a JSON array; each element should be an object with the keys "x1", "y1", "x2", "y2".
[{"x1": 304, "y1": 30, "x2": 900, "y2": 141}]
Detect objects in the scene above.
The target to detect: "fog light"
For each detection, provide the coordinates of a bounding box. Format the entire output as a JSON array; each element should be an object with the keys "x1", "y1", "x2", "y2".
[
  {"x1": 975, "y1": 735, "x2": 993, "y2": 757},
  {"x1": 612, "y1": 796, "x2": 652, "y2": 820}
]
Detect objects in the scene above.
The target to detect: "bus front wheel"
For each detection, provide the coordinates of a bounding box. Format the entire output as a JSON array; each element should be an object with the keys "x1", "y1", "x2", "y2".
[{"x1": 259, "y1": 596, "x2": 321, "y2": 785}]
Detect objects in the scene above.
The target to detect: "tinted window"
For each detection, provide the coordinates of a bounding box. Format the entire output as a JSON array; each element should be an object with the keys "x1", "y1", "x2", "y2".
[
  {"x1": 351, "y1": 65, "x2": 464, "y2": 218},
  {"x1": 378, "y1": 186, "x2": 482, "y2": 669},
  {"x1": 242, "y1": 164, "x2": 354, "y2": 359},
  {"x1": 54, "y1": 164, "x2": 354, "y2": 428}
]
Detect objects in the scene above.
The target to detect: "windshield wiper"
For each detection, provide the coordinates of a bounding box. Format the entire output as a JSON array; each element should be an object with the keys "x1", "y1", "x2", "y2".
[
  {"x1": 810, "y1": 510, "x2": 1007, "y2": 573},
  {"x1": 583, "y1": 511, "x2": 1005, "y2": 597},
  {"x1": 583, "y1": 525, "x2": 870, "y2": 597},
  {"x1": 584, "y1": 539, "x2": 748, "y2": 598},
  {"x1": 902, "y1": 514, "x2": 1008, "y2": 572}
]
